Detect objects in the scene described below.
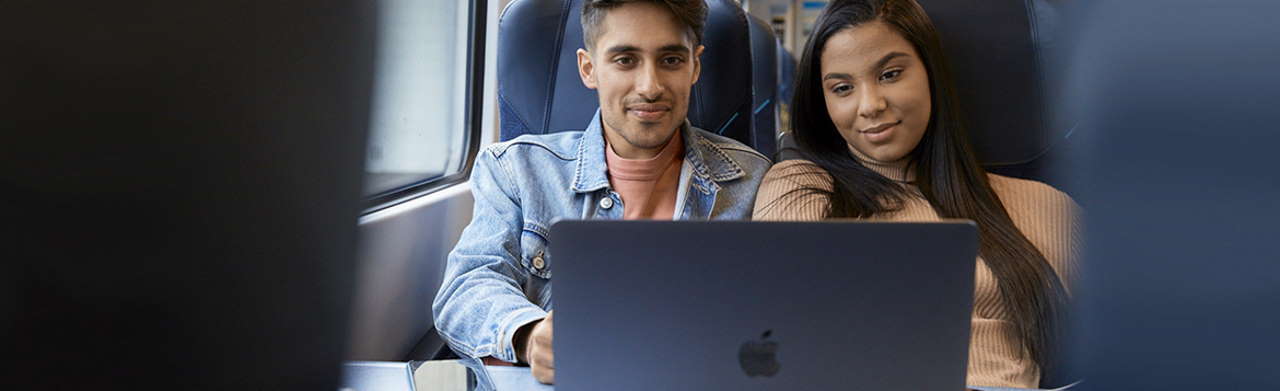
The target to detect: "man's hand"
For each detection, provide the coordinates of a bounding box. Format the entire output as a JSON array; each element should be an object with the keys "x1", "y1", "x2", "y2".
[{"x1": 519, "y1": 311, "x2": 555, "y2": 384}]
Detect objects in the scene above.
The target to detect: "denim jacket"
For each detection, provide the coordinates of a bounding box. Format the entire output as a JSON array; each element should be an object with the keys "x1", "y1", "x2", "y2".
[{"x1": 432, "y1": 111, "x2": 771, "y2": 367}]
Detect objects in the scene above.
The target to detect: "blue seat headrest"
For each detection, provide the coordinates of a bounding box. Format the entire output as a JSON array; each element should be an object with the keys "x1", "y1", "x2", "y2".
[
  {"x1": 498, "y1": 0, "x2": 772, "y2": 157},
  {"x1": 916, "y1": 0, "x2": 1075, "y2": 188}
]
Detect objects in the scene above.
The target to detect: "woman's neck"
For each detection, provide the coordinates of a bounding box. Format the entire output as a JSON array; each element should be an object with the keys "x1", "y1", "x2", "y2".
[{"x1": 848, "y1": 144, "x2": 915, "y2": 183}]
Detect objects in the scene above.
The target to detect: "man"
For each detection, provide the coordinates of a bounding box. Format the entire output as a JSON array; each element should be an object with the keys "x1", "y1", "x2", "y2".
[{"x1": 432, "y1": 0, "x2": 770, "y2": 386}]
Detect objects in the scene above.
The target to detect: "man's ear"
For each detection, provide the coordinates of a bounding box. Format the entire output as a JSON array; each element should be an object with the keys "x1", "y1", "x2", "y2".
[
  {"x1": 691, "y1": 45, "x2": 706, "y2": 85},
  {"x1": 577, "y1": 48, "x2": 597, "y2": 90}
]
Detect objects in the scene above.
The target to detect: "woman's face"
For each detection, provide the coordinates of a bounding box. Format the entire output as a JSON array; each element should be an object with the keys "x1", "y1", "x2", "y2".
[{"x1": 820, "y1": 20, "x2": 931, "y2": 162}]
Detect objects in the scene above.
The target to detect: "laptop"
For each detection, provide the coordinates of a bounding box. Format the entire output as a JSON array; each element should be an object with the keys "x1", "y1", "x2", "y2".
[{"x1": 550, "y1": 220, "x2": 978, "y2": 390}]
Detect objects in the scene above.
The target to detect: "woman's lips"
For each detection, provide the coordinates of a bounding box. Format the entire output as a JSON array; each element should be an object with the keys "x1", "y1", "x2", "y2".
[{"x1": 860, "y1": 120, "x2": 901, "y2": 143}]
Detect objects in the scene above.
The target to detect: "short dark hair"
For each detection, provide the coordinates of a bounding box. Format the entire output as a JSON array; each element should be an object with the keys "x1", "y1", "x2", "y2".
[{"x1": 581, "y1": 0, "x2": 707, "y2": 50}]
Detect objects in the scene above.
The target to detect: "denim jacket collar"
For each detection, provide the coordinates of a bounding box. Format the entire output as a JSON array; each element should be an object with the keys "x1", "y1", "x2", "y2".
[{"x1": 571, "y1": 110, "x2": 746, "y2": 194}]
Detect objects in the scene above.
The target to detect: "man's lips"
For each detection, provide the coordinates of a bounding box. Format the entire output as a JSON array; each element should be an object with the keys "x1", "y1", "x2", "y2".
[
  {"x1": 627, "y1": 104, "x2": 670, "y2": 112},
  {"x1": 627, "y1": 104, "x2": 671, "y2": 120}
]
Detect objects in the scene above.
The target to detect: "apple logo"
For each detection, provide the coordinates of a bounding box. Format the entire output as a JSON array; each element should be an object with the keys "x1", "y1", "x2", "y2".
[{"x1": 738, "y1": 329, "x2": 780, "y2": 377}]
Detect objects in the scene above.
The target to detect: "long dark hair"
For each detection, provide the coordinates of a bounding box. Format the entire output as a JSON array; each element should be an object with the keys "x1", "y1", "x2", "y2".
[{"x1": 783, "y1": 0, "x2": 1067, "y2": 367}]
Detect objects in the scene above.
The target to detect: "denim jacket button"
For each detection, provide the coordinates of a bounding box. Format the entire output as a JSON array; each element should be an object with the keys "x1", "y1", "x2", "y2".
[
  {"x1": 532, "y1": 254, "x2": 546, "y2": 270},
  {"x1": 598, "y1": 197, "x2": 614, "y2": 210}
]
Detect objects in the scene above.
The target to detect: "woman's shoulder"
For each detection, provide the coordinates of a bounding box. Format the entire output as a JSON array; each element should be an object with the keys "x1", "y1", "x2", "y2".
[
  {"x1": 985, "y1": 173, "x2": 1077, "y2": 209},
  {"x1": 753, "y1": 159, "x2": 833, "y2": 221},
  {"x1": 984, "y1": 174, "x2": 1081, "y2": 285},
  {"x1": 984, "y1": 173, "x2": 1080, "y2": 241},
  {"x1": 762, "y1": 159, "x2": 833, "y2": 189}
]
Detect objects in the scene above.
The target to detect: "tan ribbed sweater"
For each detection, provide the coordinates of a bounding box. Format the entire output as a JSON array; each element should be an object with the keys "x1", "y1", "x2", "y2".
[{"x1": 752, "y1": 158, "x2": 1079, "y2": 388}]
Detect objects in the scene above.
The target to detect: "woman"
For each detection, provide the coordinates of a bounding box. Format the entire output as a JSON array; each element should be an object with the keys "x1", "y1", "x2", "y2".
[{"x1": 753, "y1": 0, "x2": 1078, "y2": 388}]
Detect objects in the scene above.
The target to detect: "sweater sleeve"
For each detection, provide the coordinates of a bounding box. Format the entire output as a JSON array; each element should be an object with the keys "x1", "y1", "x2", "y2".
[{"x1": 752, "y1": 160, "x2": 833, "y2": 221}]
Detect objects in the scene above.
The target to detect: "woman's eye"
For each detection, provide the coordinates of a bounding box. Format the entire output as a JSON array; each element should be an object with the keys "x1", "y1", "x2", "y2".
[
  {"x1": 832, "y1": 84, "x2": 852, "y2": 94},
  {"x1": 880, "y1": 69, "x2": 902, "y2": 81}
]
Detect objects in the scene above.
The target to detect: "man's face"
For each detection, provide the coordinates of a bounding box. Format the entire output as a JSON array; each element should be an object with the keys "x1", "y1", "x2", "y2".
[{"x1": 577, "y1": 2, "x2": 704, "y2": 159}]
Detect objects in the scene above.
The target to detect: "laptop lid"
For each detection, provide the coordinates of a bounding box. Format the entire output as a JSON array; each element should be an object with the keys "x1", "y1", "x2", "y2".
[{"x1": 551, "y1": 220, "x2": 978, "y2": 390}]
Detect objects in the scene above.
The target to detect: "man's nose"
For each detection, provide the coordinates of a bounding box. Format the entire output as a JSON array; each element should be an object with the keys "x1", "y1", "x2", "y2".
[{"x1": 634, "y1": 63, "x2": 665, "y2": 101}]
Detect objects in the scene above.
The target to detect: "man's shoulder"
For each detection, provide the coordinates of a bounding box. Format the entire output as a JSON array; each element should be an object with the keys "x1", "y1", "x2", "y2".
[
  {"x1": 484, "y1": 131, "x2": 583, "y2": 162},
  {"x1": 687, "y1": 127, "x2": 772, "y2": 172}
]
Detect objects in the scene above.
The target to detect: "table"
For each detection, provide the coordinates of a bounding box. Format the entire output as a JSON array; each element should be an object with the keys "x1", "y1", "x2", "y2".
[{"x1": 479, "y1": 366, "x2": 1076, "y2": 391}]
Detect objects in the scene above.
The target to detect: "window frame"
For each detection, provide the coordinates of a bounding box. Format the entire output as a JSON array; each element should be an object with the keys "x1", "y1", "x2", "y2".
[{"x1": 362, "y1": 0, "x2": 488, "y2": 214}]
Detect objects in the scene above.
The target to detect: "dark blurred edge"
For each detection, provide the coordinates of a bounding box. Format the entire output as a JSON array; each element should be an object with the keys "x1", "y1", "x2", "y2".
[
  {"x1": 3, "y1": 1, "x2": 376, "y2": 389},
  {"x1": 1063, "y1": 1, "x2": 1280, "y2": 390}
]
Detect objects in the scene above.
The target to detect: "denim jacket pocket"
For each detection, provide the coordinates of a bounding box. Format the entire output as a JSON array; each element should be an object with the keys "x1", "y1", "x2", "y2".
[{"x1": 519, "y1": 221, "x2": 552, "y2": 279}]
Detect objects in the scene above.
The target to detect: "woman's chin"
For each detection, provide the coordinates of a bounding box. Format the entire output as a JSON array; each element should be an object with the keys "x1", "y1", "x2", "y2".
[{"x1": 849, "y1": 144, "x2": 908, "y2": 163}]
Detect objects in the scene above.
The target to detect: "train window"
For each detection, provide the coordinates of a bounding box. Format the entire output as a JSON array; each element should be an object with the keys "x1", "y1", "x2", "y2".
[{"x1": 362, "y1": 0, "x2": 484, "y2": 208}]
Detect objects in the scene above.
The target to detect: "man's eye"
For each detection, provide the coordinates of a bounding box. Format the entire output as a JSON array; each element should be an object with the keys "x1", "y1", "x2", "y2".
[
  {"x1": 662, "y1": 56, "x2": 684, "y2": 66},
  {"x1": 880, "y1": 69, "x2": 902, "y2": 81},
  {"x1": 615, "y1": 57, "x2": 635, "y2": 66}
]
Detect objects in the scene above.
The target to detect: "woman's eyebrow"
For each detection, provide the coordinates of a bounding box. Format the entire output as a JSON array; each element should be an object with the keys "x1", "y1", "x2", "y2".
[
  {"x1": 873, "y1": 51, "x2": 910, "y2": 70},
  {"x1": 822, "y1": 51, "x2": 911, "y2": 82},
  {"x1": 823, "y1": 72, "x2": 853, "y2": 81}
]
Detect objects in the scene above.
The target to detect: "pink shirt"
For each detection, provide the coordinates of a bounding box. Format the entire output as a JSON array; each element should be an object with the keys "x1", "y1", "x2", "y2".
[{"x1": 605, "y1": 131, "x2": 685, "y2": 220}]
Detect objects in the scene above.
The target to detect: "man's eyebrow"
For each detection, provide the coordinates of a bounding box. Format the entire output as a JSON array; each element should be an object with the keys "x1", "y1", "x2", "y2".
[
  {"x1": 605, "y1": 45, "x2": 641, "y2": 55},
  {"x1": 658, "y1": 44, "x2": 691, "y2": 53},
  {"x1": 873, "y1": 51, "x2": 910, "y2": 70},
  {"x1": 823, "y1": 72, "x2": 852, "y2": 81},
  {"x1": 604, "y1": 44, "x2": 691, "y2": 55}
]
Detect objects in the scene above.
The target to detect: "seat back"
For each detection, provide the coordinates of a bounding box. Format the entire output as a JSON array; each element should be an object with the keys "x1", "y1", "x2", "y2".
[
  {"x1": 498, "y1": 0, "x2": 772, "y2": 156},
  {"x1": 747, "y1": 14, "x2": 778, "y2": 155},
  {"x1": 777, "y1": 42, "x2": 797, "y2": 112},
  {"x1": 917, "y1": 0, "x2": 1076, "y2": 193}
]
